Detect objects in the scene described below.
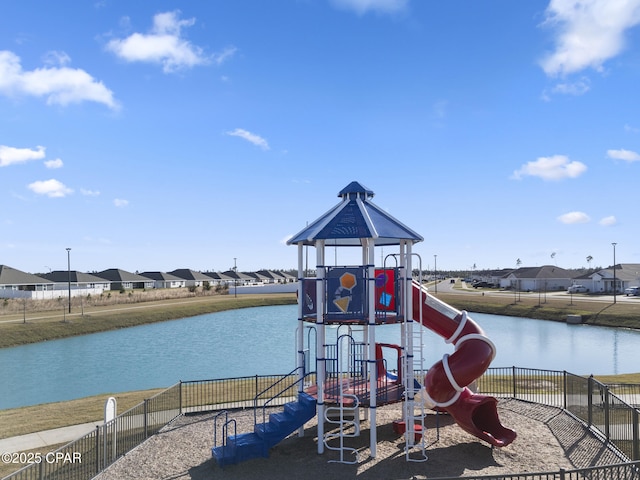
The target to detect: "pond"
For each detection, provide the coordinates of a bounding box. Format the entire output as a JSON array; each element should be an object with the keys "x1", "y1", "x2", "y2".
[{"x1": 1, "y1": 304, "x2": 639, "y2": 409}]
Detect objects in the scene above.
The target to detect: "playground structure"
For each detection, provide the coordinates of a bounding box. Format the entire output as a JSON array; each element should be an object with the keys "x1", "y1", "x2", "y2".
[{"x1": 212, "y1": 181, "x2": 516, "y2": 466}]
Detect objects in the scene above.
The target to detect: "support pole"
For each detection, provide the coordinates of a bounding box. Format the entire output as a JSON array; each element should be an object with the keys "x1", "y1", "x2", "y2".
[
  {"x1": 367, "y1": 238, "x2": 377, "y2": 458},
  {"x1": 316, "y1": 241, "x2": 326, "y2": 454},
  {"x1": 296, "y1": 243, "x2": 306, "y2": 437},
  {"x1": 405, "y1": 242, "x2": 415, "y2": 447}
]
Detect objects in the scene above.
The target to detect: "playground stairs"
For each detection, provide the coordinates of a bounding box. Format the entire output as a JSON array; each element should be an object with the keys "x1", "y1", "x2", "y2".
[{"x1": 211, "y1": 392, "x2": 317, "y2": 467}]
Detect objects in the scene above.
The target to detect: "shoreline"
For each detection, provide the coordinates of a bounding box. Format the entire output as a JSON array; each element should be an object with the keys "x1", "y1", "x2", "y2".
[
  {"x1": 1, "y1": 288, "x2": 639, "y2": 349},
  {"x1": 0, "y1": 293, "x2": 297, "y2": 349}
]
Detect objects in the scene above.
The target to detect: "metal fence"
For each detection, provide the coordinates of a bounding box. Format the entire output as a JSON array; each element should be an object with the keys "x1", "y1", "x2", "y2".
[
  {"x1": 477, "y1": 367, "x2": 640, "y2": 462},
  {"x1": 3, "y1": 369, "x2": 640, "y2": 480},
  {"x1": 2, "y1": 374, "x2": 296, "y2": 480},
  {"x1": 441, "y1": 461, "x2": 640, "y2": 480}
]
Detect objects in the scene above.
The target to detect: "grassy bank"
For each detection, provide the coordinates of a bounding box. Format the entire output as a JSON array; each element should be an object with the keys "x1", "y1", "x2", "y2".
[
  {"x1": 0, "y1": 293, "x2": 296, "y2": 349},
  {"x1": 435, "y1": 291, "x2": 640, "y2": 330}
]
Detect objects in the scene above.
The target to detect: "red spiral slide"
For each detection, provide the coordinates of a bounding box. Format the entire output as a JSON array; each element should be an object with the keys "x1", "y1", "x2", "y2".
[{"x1": 411, "y1": 282, "x2": 517, "y2": 447}]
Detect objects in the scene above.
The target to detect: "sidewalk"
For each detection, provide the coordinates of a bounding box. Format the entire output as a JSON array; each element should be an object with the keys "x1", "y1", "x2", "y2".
[{"x1": 0, "y1": 422, "x2": 102, "y2": 454}]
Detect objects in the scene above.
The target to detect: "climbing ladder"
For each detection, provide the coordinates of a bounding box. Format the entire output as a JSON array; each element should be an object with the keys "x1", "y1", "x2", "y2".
[
  {"x1": 322, "y1": 333, "x2": 362, "y2": 464},
  {"x1": 402, "y1": 255, "x2": 428, "y2": 462},
  {"x1": 211, "y1": 377, "x2": 316, "y2": 467},
  {"x1": 324, "y1": 394, "x2": 360, "y2": 464}
]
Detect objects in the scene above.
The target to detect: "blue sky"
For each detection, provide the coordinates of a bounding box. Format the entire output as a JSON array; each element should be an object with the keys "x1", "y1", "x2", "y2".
[{"x1": 1, "y1": 0, "x2": 639, "y2": 275}]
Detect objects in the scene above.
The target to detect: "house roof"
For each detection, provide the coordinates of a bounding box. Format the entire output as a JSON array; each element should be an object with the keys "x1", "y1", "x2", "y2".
[
  {"x1": 140, "y1": 271, "x2": 185, "y2": 281},
  {"x1": 95, "y1": 269, "x2": 153, "y2": 282},
  {"x1": 41, "y1": 271, "x2": 109, "y2": 283},
  {"x1": 594, "y1": 263, "x2": 640, "y2": 282},
  {"x1": 203, "y1": 271, "x2": 234, "y2": 281},
  {"x1": 0, "y1": 265, "x2": 52, "y2": 285},
  {"x1": 245, "y1": 271, "x2": 271, "y2": 281},
  {"x1": 222, "y1": 270, "x2": 253, "y2": 280},
  {"x1": 506, "y1": 265, "x2": 572, "y2": 279},
  {"x1": 168, "y1": 269, "x2": 212, "y2": 281},
  {"x1": 287, "y1": 181, "x2": 423, "y2": 247},
  {"x1": 256, "y1": 270, "x2": 293, "y2": 280}
]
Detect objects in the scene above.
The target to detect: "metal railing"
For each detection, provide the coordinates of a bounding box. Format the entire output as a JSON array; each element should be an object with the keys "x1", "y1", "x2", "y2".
[
  {"x1": 3, "y1": 368, "x2": 639, "y2": 480},
  {"x1": 476, "y1": 367, "x2": 640, "y2": 462},
  {"x1": 437, "y1": 461, "x2": 640, "y2": 480},
  {"x1": 2, "y1": 374, "x2": 296, "y2": 480}
]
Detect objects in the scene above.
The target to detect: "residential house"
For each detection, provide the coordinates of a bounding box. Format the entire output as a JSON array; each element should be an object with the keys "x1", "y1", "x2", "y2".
[
  {"x1": 500, "y1": 265, "x2": 573, "y2": 292},
  {"x1": 0, "y1": 265, "x2": 54, "y2": 299},
  {"x1": 245, "y1": 271, "x2": 271, "y2": 284},
  {"x1": 203, "y1": 271, "x2": 234, "y2": 286},
  {"x1": 589, "y1": 264, "x2": 640, "y2": 293},
  {"x1": 95, "y1": 269, "x2": 155, "y2": 291},
  {"x1": 472, "y1": 269, "x2": 513, "y2": 286},
  {"x1": 222, "y1": 270, "x2": 253, "y2": 286},
  {"x1": 140, "y1": 271, "x2": 186, "y2": 289},
  {"x1": 168, "y1": 269, "x2": 212, "y2": 288},
  {"x1": 41, "y1": 271, "x2": 110, "y2": 296},
  {"x1": 253, "y1": 270, "x2": 283, "y2": 284}
]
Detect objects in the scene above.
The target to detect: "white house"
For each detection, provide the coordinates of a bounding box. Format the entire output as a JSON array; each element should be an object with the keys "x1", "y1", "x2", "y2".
[
  {"x1": 501, "y1": 265, "x2": 573, "y2": 292},
  {"x1": 589, "y1": 264, "x2": 640, "y2": 293}
]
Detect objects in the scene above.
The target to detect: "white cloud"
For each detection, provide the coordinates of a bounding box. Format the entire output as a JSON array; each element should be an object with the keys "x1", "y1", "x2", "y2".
[
  {"x1": 80, "y1": 188, "x2": 100, "y2": 196},
  {"x1": 540, "y1": 0, "x2": 640, "y2": 77},
  {"x1": 330, "y1": 0, "x2": 409, "y2": 15},
  {"x1": 213, "y1": 46, "x2": 238, "y2": 66},
  {"x1": 226, "y1": 128, "x2": 270, "y2": 150},
  {"x1": 599, "y1": 215, "x2": 617, "y2": 226},
  {"x1": 106, "y1": 10, "x2": 224, "y2": 73},
  {"x1": 512, "y1": 155, "x2": 587, "y2": 181},
  {"x1": 44, "y1": 158, "x2": 63, "y2": 169},
  {"x1": 28, "y1": 179, "x2": 73, "y2": 198},
  {"x1": 607, "y1": 148, "x2": 640, "y2": 162},
  {"x1": 42, "y1": 50, "x2": 71, "y2": 67},
  {"x1": 624, "y1": 124, "x2": 640, "y2": 133},
  {"x1": 551, "y1": 77, "x2": 591, "y2": 96},
  {"x1": 557, "y1": 211, "x2": 591, "y2": 224},
  {"x1": 0, "y1": 144, "x2": 45, "y2": 167},
  {"x1": 113, "y1": 198, "x2": 129, "y2": 207},
  {"x1": 0, "y1": 50, "x2": 118, "y2": 109}
]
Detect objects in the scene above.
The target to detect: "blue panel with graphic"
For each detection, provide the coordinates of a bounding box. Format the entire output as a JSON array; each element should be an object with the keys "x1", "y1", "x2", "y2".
[
  {"x1": 325, "y1": 266, "x2": 366, "y2": 320},
  {"x1": 301, "y1": 278, "x2": 317, "y2": 316}
]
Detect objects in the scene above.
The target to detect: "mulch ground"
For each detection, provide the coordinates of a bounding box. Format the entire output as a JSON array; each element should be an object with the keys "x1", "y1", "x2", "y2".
[{"x1": 95, "y1": 399, "x2": 625, "y2": 480}]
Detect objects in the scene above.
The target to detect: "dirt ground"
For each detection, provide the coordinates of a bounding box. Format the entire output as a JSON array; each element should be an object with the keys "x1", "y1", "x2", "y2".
[{"x1": 95, "y1": 399, "x2": 624, "y2": 480}]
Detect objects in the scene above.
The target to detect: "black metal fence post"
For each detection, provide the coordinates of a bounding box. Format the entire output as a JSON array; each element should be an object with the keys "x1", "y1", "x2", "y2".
[
  {"x1": 95, "y1": 425, "x2": 101, "y2": 475},
  {"x1": 604, "y1": 385, "x2": 610, "y2": 440},
  {"x1": 179, "y1": 380, "x2": 183, "y2": 414},
  {"x1": 633, "y1": 408, "x2": 639, "y2": 461},
  {"x1": 144, "y1": 399, "x2": 149, "y2": 439},
  {"x1": 512, "y1": 366, "x2": 517, "y2": 399},
  {"x1": 588, "y1": 375, "x2": 593, "y2": 428},
  {"x1": 563, "y1": 371, "x2": 567, "y2": 411}
]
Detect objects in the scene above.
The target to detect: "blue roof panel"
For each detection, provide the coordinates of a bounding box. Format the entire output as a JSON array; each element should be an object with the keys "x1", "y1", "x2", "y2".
[{"x1": 287, "y1": 182, "x2": 423, "y2": 246}]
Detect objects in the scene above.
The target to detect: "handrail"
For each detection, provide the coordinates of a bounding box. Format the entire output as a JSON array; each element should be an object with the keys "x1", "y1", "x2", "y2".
[{"x1": 254, "y1": 366, "x2": 310, "y2": 427}]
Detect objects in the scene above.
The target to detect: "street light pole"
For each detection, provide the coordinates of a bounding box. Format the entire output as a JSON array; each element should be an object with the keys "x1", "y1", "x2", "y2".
[
  {"x1": 612, "y1": 242, "x2": 617, "y2": 304},
  {"x1": 434, "y1": 254, "x2": 438, "y2": 294},
  {"x1": 233, "y1": 257, "x2": 237, "y2": 298},
  {"x1": 66, "y1": 248, "x2": 72, "y2": 313}
]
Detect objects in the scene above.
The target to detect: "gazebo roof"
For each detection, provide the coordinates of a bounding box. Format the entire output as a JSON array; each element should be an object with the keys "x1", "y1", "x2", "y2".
[{"x1": 287, "y1": 181, "x2": 423, "y2": 247}]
